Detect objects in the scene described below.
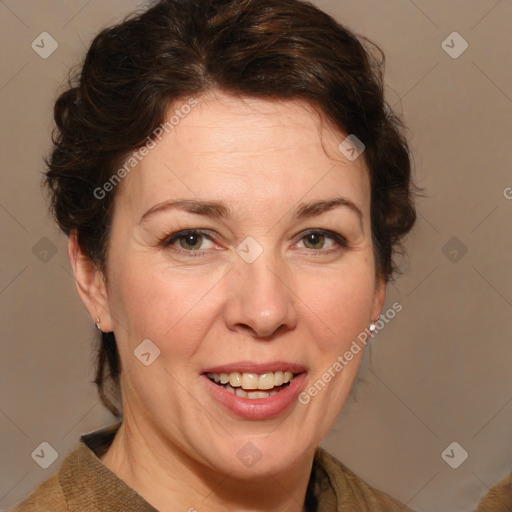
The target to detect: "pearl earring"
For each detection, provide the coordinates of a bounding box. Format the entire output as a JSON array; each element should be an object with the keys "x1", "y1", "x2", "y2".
[
  {"x1": 369, "y1": 323, "x2": 376, "y2": 332},
  {"x1": 95, "y1": 317, "x2": 101, "y2": 331}
]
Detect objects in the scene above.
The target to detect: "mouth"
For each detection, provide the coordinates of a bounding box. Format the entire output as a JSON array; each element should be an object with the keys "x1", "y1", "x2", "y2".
[
  {"x1": 201, "y1": 362, "x2": 307, "y2": 419},
  {"x1": 205, "y1": 370, "x2": 296, "y2": 399}
]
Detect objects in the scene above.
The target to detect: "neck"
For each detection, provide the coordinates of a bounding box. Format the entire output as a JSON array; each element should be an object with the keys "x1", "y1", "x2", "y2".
[{"x1": 100, "y1": 417, "x2": 314, "y2": 512}]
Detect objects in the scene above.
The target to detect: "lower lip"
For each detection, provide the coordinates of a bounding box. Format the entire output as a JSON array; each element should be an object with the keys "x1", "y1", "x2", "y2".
[{"x1": 202, "y1": 373, "x2": 307, "y2": 420}]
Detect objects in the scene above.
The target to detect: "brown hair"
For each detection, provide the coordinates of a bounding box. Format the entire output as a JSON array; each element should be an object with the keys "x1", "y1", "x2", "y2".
[{"x1": 45, "y1": 0, "x2": 418, "y2": 416}]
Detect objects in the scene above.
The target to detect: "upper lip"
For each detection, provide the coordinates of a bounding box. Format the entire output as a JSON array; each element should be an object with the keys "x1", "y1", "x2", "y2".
[{"x1": 202, "y1": 361, "x2": 307, "y2": 374}]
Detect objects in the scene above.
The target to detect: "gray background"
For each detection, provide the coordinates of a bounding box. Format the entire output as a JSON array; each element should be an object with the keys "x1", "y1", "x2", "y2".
[{"x1": 1, "y1": 1, "x2": 511, "y2": 511}]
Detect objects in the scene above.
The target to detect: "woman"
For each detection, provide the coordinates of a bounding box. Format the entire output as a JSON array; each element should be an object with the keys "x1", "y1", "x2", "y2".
[{"x1": 9, "y1": 0, "x2": 418, "y2": 510}]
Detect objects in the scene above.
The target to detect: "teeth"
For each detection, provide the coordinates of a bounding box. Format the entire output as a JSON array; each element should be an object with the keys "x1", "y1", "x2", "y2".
[
  {"x1": 241, "y1": 373, "x2": 259, "y2": 390},
  {"x1": 207, "y1": 370, "x2": 297, "y2": 390},
  {"x1": 247, "y1": 391, "x2": 269, "y2": 399},
  {"x1": 235, "y1": 387, "x2": 247, "y2": 398},
  {"x1": 228, "y1": 372, "x2": 241, "y2": 387},
  {"x1": 258, "y1": 373, "x2": 276, "y2": 390},
  {"x1": 233, "y1": 387, "x2": 273, "y2": 399},
  {"x1": 283, "y1": 371, "x2": 293, "y2": 384}
]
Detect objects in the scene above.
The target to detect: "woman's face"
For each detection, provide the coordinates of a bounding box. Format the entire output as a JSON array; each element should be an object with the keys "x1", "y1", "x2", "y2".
[{"x1": 93, "y1": 90, "x2": 385, "y2": 477}]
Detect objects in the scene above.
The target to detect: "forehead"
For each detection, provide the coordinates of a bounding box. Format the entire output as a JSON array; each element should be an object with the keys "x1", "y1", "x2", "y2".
[{"x1": 116, "y1": 91, "x2": 370, "y2": 219}]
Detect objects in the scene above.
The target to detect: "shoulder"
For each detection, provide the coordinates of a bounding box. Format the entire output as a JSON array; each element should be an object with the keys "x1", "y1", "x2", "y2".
[
  {"x1": 474, "y1": 473, "x2": 511, "y2": 512},
  {"x1": 5, "y1": 473, "x2": 68, "y2": 512},
  {"x1": 5, "y1": 422, "x2": 122, "y2": 512},
  {"x1": 314, "y1": 446, "x2": 416, "y2": 512}
]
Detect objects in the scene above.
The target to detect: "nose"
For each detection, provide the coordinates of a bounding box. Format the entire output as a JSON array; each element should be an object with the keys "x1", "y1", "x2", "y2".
[{"x1": 223, "y1": 254, "x2": 298, "y2": 339}]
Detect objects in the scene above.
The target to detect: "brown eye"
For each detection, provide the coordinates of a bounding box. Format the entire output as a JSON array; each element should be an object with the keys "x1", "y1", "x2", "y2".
[
  {"x1": 164, "y1": 230, "x2": 215, "y2": 253},
  {"x1": 296, "y1": 230, "x2": 347, "y2": 252},
  {"x1": 178, "y1": 233, "x2": 204, "y2": 250},
  {"x1": 303, "y1": 232, "x2": 326, "y2": 249}
]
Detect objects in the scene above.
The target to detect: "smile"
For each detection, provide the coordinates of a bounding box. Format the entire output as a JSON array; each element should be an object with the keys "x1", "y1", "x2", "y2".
[
  {"x1": 202, "y1": 363, "x2": 307, "y2": 420},
  {"x1": 206, "y1": 371, "x2": 296, "y2": 399}
]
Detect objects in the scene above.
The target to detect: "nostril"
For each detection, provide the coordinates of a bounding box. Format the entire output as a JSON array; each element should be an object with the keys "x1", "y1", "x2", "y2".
[{"x1": 232, "y1": 322, "x2": 288, "y2": 340}]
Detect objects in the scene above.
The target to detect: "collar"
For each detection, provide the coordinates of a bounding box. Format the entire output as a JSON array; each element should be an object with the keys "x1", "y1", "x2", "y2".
[
  {"x1": 60, "y1": 422, "x2": 156, "y2": 511},
  {"x1": 56, "y1": 422, "x2": 407, "y2": 512}
]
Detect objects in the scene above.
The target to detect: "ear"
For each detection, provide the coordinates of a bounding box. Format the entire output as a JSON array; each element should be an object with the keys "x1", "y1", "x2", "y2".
[
  {"x1": 68, "y1": 230, "x2": 114, "y2": 332},
  {"x1": 370, "y1": 275, "x2": 386, "y2": 323}
]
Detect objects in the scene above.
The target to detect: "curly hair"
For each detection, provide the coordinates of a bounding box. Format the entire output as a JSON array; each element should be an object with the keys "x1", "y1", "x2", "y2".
[{"x1": 44, "y1": 0, "x2": 418, "y2": 417}]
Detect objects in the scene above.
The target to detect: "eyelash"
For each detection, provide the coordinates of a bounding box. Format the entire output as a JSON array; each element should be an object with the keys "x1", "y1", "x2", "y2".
[{"x1": 160, "y1": 229, "x2": 348, "y2": 258}]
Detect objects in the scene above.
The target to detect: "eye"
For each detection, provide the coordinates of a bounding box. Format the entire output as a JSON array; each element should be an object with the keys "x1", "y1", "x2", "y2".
[
  {"x1": 164, "y1": 230, "x2": 215, "y2": 252},
  {"x1": 296, "y1": 230, "x2": 346, "y2": 251}
]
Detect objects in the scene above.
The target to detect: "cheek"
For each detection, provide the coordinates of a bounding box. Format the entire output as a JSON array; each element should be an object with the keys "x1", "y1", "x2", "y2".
[
  {"x1": 299, "y1": 262, "x2": 376, "y2": 353},
  {"x1": 108, "y1": 257, "x2": 224, "y2": 355}
]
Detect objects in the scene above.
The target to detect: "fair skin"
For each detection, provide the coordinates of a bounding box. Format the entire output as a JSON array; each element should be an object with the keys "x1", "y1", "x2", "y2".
[{"x1": 69, "y1": 90, "x2": 386, "y2": 512}]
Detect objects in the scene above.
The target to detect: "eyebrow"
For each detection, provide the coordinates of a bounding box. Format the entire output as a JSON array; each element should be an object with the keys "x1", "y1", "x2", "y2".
[
  {"x1": 294, "y1": 198, "x2": 363, "y2": 225},
  {"x1": 139, "y1": 197, "x2": 363, "y2": 226},
  {"x1": 140, "y1": 199, "x2": 231, "y2": 224}
]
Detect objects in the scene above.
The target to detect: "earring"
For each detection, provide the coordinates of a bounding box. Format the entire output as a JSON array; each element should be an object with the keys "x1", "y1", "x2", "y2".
[
  {"x1": 95, "y1": 317, "x2": 102, "y2": 331},
  {"x1": 369, "y1": 323, "x2": 376, "y2": 333}
]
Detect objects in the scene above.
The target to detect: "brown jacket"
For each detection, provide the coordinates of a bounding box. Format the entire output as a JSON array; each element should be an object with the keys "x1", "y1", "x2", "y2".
[
  {"x1": 7, "y1": 422, "x2": 414, "y2": 512},
  {"x1": 474, "y1": 473, "x2": 512, "y2": 512}
]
